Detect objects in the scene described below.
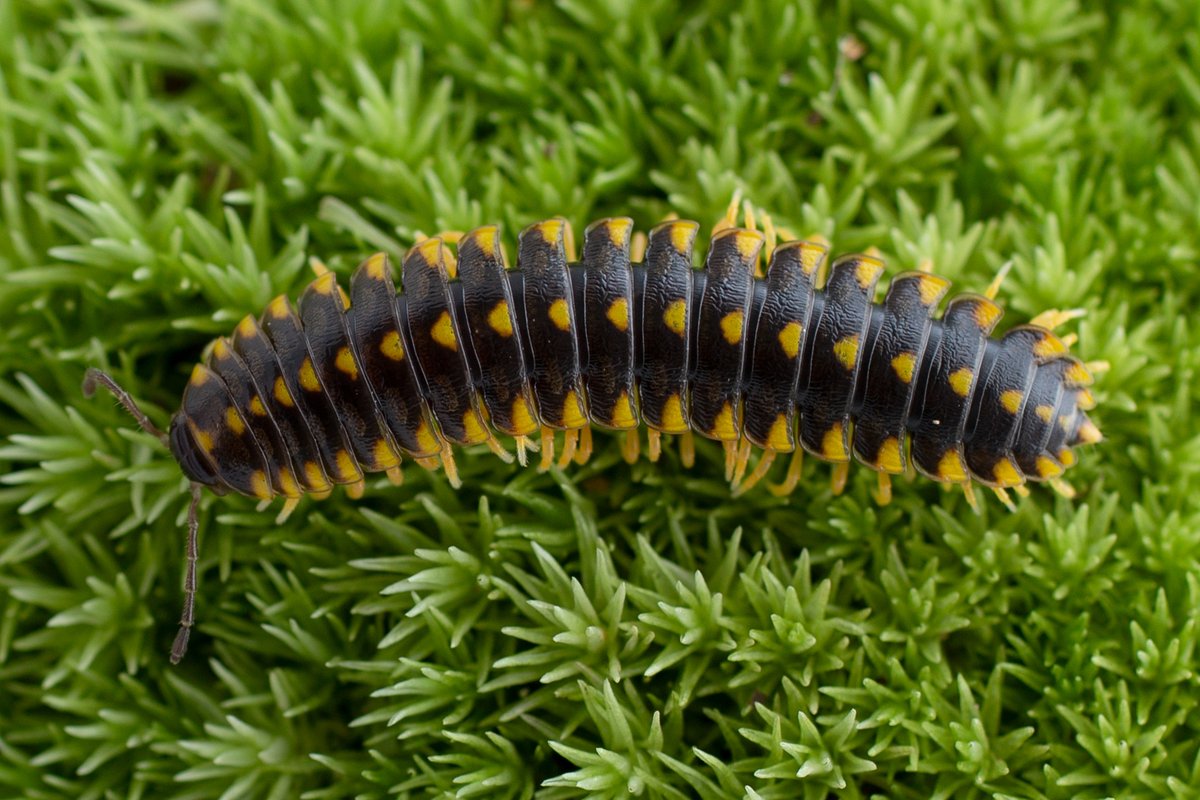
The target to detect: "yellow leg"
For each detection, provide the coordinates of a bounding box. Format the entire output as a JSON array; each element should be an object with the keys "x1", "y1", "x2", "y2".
[
  {"x1": 743, "y1": 200, "x2": 757, "y2": 232},
  {"x1": 680, "y1": 431, "x2": 696, "y2": 469},
  {"x1": 830, "y1": 461, "x2": 850, "y2": 496},
  {"x1": 256, "y1": 499, "x2": 271, "y2": 512},
  {"x1": 486, "y1": 436, "x2": 515, "y2": 464},
  {"x1": 992, "y1": 486, "x2": 1016, "y2": 512},
  {"x1": 722, "y1": 440, "x2": 738, "y2": 482},
  {"x1": 984, "y1": 261, "x2": 1013, "y2": 300},
  {"x1": 621, "y1": 428, "x2": 640, "y2": 464},
  {"x1": 558, "y1": 428, "x2": 579, "y2": 468},
  {"x1": 561, "y1": 219, "x2": 577, "y2": 262},
  {"x1": 874, "y1": 471, "x2": 892, "y2": 505},
  {"x1": 732, "y1": 450, "x2": 776, "y2": 498},
  {"x1": 276, "y1": 497, "x2": 301, "y2": 524},
  {"x1": 539, "y1": 427, "x2": 556, "y2": 472},
  {"x1": 345, "y1": 479, "x2": 366, "y2": 499},
  {"x1": 1061, "y1": 333, "x2": 1079, "y2": 348},
  {"x1": 961, "y1": 483, "x2": 980, "y2": 514},
  {"x1": 769, "y1": 448, "x2": 805, "y2": 496},
  {"x1": 440, "y1": 443, "x2": 461, "y2": 488},
  {"x1": 648, "y1": 429, "x2": 662, "y2": 462},
  {"x1": 1029, "y1": 308, "x2": 1086, "y2": 330},
  {"x1": 713, "y1": 189, "x2": 743, "y2": 237},
  {"x1": 575, "y1": 425, "x2": 593, "y2": 465},
  {"x1": 310, "y1": 257, "x2": 332, "y2": 277},
  {"x1": 917, "y1": 258, "x2": 933, "y2": 273},
  {"x1": 1084, "y1": 360, "x2": 1110, "y2": 374},
  {"x1": 631, "y1": 231, "x2": 648, "y2": 263},
  {"x1": 386, "y1": 465, "x2": 405, "y2": 486},
  {"x1": 1013, "y1": 484, "x2": 1031, "y2": 498},
  {"x1": 731, "y1": 437, "x2": 753, "y2": 486},
  {"x1": 762, "y1": 212, "x2": 777, "y2": 264},
  {"x1": 416, "y1": 456, "x2": 440, "y2": 471},
  {"x1": 514, "y1": 435, "x2": 531, "y2": 467},
  {"x1": 1050, "y1": 478, "x2": 1077, "y2": 499}
]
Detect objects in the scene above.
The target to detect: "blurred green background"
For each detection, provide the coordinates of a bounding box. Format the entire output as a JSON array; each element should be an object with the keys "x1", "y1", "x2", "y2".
[{"x1": 1, "y1": 0, "x2": 1197, "y2": 797}]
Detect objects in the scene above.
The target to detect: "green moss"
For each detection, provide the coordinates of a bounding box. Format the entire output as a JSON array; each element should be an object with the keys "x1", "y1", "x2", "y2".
[{"x1": 1, "y1": 0, "x2": 1197, "y2": 797}]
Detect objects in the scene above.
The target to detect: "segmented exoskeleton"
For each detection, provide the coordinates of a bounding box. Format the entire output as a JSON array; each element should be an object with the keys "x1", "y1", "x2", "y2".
[{"x1": 84, "y1": 209, "x2": 1101, "y2": 661}]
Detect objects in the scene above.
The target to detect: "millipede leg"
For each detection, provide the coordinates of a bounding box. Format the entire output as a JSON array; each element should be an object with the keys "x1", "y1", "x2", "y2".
[
  {"x1": 830, "y1": 461, "x2": 850, "y2": 496},
  {"x1": 733, "y1": 450, "x2": 776, "y2": 498},
  {"x1": 647, "y1": 429, "x2": 662, "y2": 462},
  {"x1": 769, "y1": 448, "x2": 804, "y2": 496},
  {"x1": 440, "y1": 443, "x2": 462, "y2": 488},
  {"x1": 874, "y1": 471, "x2": 893, "y2": 505},
  {"x1": 558, "y1": 428, "x2": 579, "y2": 468},
  {"x1": 1029, "y1": 308, "x2": 1086, "y2": 330},
  {"x1": 486, "y1": 435, "x2": 515, "y2": 464},
  {"x1": 621, "y1": 428, "x2": 640, "y2": 464},
  {"x1": 983, "y1": 261, "x2": 1013, "y2": 300},
  {"x1": 713, "y1": 189, "x2": 743, "y2": 237},
  {"x1": 962, "y1": 482, "x2": 980, "y2": 513},
  {"x1": 345, "y1": 479, "x2": 366, "y2": 499},
  {"x1": 992, "y1": 486, "x2": 1017, "y2": 512},
  {"x1": 539, "y1": 427, "x2": 556, "y2": 472},
  {"x1": 1049, "y1": 478, "x2": 1076, "y2": 499},
  {"x1": 386, "y1": 465, "x2": 405, "y2": 486},
  {"x1": 514, "y1": 436, "x2": 531, "y2": 467},
  {"x1": 575, "y1": 426, "x2": 593, "y2": 465},
  {"x1": 731, "y1": 437, "x2": 753, "y2": 486},
  {"x1": 562, "y1": 219, "x2": 577, "y2": 262},
  {"x1": 680, "y1": 431, "x2": 696, "y2": 469},
  {"x1": 722, "y1": 440, "x2": 738, "y2": 482},
  {"x1": 1084, "y1": 360, "x2": 1110, "y2": 374},
  {"x1": 630, "y1": 231, "x2": 648, "y2": 263},
  {"x1": 276, "y1": 496, "x2": 301, "y2": 524}
]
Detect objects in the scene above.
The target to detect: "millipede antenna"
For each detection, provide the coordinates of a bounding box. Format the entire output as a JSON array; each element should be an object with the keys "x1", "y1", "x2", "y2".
[{"x1": 82, "y1": 368, "x2": 169, "y2": 446}]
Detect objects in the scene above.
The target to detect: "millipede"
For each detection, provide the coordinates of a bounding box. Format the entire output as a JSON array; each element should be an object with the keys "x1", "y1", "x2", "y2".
[{"x1": 84, "y1": 199, "x2": 1103, "y2": 662}]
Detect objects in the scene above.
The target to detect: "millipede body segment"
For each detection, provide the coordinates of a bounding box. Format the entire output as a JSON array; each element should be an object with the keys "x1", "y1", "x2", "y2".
[
  {"x1": 84, "y1": 213, "x2": 1101, "y2": 661},
  {"x1": 170, "y1": 216, "x2": 1101, "y2": 507}
]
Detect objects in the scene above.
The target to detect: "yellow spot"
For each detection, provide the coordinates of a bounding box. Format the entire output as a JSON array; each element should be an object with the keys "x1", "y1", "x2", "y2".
[
  {"x1": 189, "y1": 422, "x2": 213, "y2": 455},
  {"x1": 605, "y1": 218, "x2": 632, "y2": 247},
  {"x1": 250, "y1": 470, "x2": 271, "y2": 500},
  {"x1": 821, "y1": 422, "x2": 847, "y2": 460},
  {"x1": 710, "y1": 402, "x2": 737, "y2": 440},
  {"x1": 225, "y1": 406, "x2": 245, "y2": 436},
  {"x1": 891, "y1": 352, "x2": 916, "y2": 383},
  {"x1": 511, "y1": 395, "x2": 538, "y2": 436},
  {"x1": 415, "y1": 420, "x2": 440, "y2": 456},
  {"x1": 610, "y1": 391, "x2": 636, "y2": 428},
  {"x1": 877, "y1": 436, "x2": 903, "y2": 473},
  {"x1": 549, "y1": 298, "x2": 571, "y2": 332},
  {"x1": 488, "y1": 300, "x2": 514, "y2": 337},
  {"x1": 669, "y1": 220, "x2": 698, "y2": 254},
  {"x1": 374, "y1": 438, "x2": 400, "y2": 469},
  {"x1": 473, "y1": 226, "x2": 498, "y2": 258},
  {"x1": 778, "y1": 322, "x2": 802, "y2": 359},
  {"x1": 1076, "y1": 419, "x2": 1103, "y2": 444},
  {"x1": 1065, "y1": 362, "x2": 1093, "y2": 386},
  {"x1": 189, "y1": 365, "x2": 208, "y2": 387},
  {"x1": 1077, "y1": 389, "x2": 1096, "y2": 410},
  {"x1": 917, "y1": 274, "x2": 950, "y2": 305},
  {"x1": 535, "y1": 219, "x2": 563, "y2": 245},
  {"x1": 833, "y1": 335, "x2": 859, "y2": 369},
  {"x1": 607, "y1": 298, "x2": 629, "y2": 331},
  {"x1": 249, "y1": 395, "x2": 267, "y2": 416},
  {"x1": 1036, "y1": 404, "x2": 1054, "y2": 423},
  {"x1": 1033, "y1": 333, "x2": 1068, "y2": 359},
  {"x1": 766, "y1": 414, "x2": 792, "y2": 451},
  {"x1": 1000, "y1": 389, "x2": 1023, "y2": 414},
  {"x1": 974, "y1": 300, "x2": 1003, "y2": 330},
  {"x1": 993, "y1": 458, "x2": 1022, "y2": 487},
  {"x1": 335, "y1": 347, "x2": 358, "y2": 380},
  {"x1": 274, "y1": 376, "x2": 294, "y2": 407},
  {"x1": 798, "y1": 242, "x2": 826, "y2": 276},
  {"x1": 562, "y1": 389, "x2": 587, "y2": 428},
  {"x1": 937, "y1": 449, "x2": 967, "y2": 482},
  {"x1": 948, "y1": 367, "x2": 973, "y2": 397},
  {"x1": 336, "y1": 449, "x2": 361, "y2": 482},
  {"x1": 720, "y1": 310, "x2": 745, "y2": 345},
  {"x1": 663, "y1": 299, "x2": 687, "y2": 336},
  {"x1": 277, "y1": 468, "x2": 301, "y2": 498},
  {"x1": 432, "y1": 310, "x2": 458, "y2": 351},
  {"x1": 267, "y1": 295, "x2": 290, "y2": 320},
  {"x1": 338, "y1": 285, "x2": 351, "y2": 308},
  {"x1": 381, "y1": 330, "x2": 405, "y2": 360},
  {"x1": 414, "y1": 237, "x2": 442, "y2": 264},
  {"x1": 364, "y1": 252, "x2": 388, "y2": 281},
  {"x1": 313, "y1": 271, "x2": 336, "y2": 295},
  {"x1": 1060, "y1": 413, "x2": 1073, "y2": 431},
  {"x1": 1058, "y1": 448, "x2": 1077, "y2": 467},
  {"x1": 212, "y1": 339, "x2": 230, "y2": 360},
  {"x1": 305, "y1": 461, "x2": 331, "y2": 491},
  {"x1": 854, "y1": 258, "x2": 883, "y2": 289},
  {"x1": 661, "y1": 394, "x2": 687, "y2": 432},
  {"x1": 1036, "y1": 456, "x2": 1064, "y2": 479},
  {"x1": 299, "y1": 357, "x2": 320, "y2": 392},
  {"x1": 237, "y1": 315, "x2": 258, "y2": 339},
  {"x1": 731, "y1": 229, "x2": 764, "y2": 261},
  {"x1": 462, "y1": 409, "x2": 488, "y2": 444}
]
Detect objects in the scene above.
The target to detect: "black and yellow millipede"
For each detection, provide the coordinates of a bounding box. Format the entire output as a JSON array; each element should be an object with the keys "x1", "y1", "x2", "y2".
[{"x1": 84, "y1": 200, "x2": 1103, "y2": 662}]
